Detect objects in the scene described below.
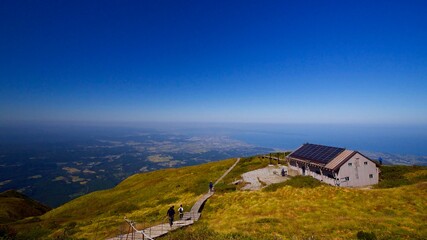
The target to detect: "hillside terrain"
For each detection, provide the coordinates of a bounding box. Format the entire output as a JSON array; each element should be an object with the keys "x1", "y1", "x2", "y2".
[
  {"x1": 0, "y1": 190, "x2": 51, "y2": 224},
  {"x1": 4, "y1": 156, "x2": 427, "y2": 240}
]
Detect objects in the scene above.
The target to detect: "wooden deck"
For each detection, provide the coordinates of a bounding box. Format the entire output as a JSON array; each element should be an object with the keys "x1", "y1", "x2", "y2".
[
  {"x1": 107, "y1": 158, "x2": 241, "y2": 240},
  {"x1": 107, "y1": 220, "x2": 194, "y2": 240}
]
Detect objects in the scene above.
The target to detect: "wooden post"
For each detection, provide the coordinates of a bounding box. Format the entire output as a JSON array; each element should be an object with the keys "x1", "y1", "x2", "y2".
[
  {"x1": 125, "y1": 225, "x2": 131, "y2": 240},
  {"x1": 320, "y1": 168, "x2": 324, "y2": 181},
  {"x1": 142, "y1": 221, "x2": 145, "y2": 240}
]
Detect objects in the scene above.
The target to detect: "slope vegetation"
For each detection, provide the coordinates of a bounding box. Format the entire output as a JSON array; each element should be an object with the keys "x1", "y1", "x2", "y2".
[
  {"x1": 9, "y1": 158, "x2": 239, "y2": 239},
  {"x1": 7, "y1": 157, "x2": 427, "y2": 240},
  {"x1": 0, "y1": 190, "x2": 51, "y2": 224},
  {"x1": 171, "y1": 164, "x2": 427, "y2": 240}
]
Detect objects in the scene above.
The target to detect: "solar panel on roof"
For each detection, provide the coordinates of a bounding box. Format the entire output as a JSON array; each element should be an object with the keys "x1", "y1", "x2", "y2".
[{"x1": 289, "y1": 143, "x2": 345, "y2": 164}]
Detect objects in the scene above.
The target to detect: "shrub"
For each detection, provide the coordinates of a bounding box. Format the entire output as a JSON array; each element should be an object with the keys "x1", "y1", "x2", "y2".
[
  {"x1": 375, "y1": 165, "x2": 427, "y2": 189},
  {"x1": 263, "y1": 176, "x2": 324, "y2": 192},
  {"x1": 110, "y1": 202, "x2": 139, "y2": 214},
  {"x1": 255, "y1": 218, "x2": 280, "y2": 224},
  {"x1": 0, "y1": 225, "x2": 17, "y2": 239},
  {"x1": 222, "y1": 232, "x2": 257, "y2": 240},
  {"x1": 167, "y1": 223, "x2": 216, "y2": 240},
  {"x1": 166, "y1": 223, "x2": 265, "y2": 240},
  {"x1": 158, "y1": 197, "x2": 179, "y2": 205},
  {"x1": 356, "y1": 231, "x2": 377, "y2": 240},
  {"x1": 191, "y1": 179, "x2": 210, "y2": 195},
  {"x1": 213, "y1": 182, "x2": 236, "y2": 193},
  {"x1": 15, "y1": 226, "x2": 50, "y2": 240}
]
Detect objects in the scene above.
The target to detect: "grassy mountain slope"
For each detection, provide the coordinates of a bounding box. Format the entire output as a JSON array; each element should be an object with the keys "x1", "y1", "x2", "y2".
[
  {"x1": 8, "y1": 156, "x2": 427, "y2": 240},
  {"x1": 0, "y1": 190, "x2": 51, "y2": 224},
  {"x1": 170, "y1": 164, "x2": 427, "y2": 240},
  {"x1": 10, "y1": 158, "x2": 238, "y2": 239},
  {"x1": 198, "y1": 181, "x2": 426, "y2": 239}
]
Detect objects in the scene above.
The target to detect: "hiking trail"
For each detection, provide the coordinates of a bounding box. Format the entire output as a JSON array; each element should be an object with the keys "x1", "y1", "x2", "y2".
[{"x1": 107, "y1": 157, "x2": 241, "y2": 240}]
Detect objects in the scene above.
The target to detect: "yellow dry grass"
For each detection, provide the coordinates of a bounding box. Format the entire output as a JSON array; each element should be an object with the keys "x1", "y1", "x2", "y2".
[
  {"x1": 201, "y1": 182, "x2": 427, "y2": 239},
  {"x1": 11, "y1": 158, "x2": 236, "y2": 239},
  {"x1": 9, "y1": 157, "x2": 427, "y2": 240}
]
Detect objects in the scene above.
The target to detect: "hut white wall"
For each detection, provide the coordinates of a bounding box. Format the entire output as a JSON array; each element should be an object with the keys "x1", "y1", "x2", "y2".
[{"x1": 337, "y1": 153, "x2": 379, "y2": 187}]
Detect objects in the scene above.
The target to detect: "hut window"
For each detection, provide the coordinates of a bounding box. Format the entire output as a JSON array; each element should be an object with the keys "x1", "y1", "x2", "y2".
[
  {"x1": 348, "y1": 162, "x2": 352, "y2": 166},
  {"x1": 364, "y1": 162, "x2": 368, "y2": 165},
  {"x1": 369, "y1": 174, "x2": 373, "y2": 178},
  {"x1": 345, "y1": 177, "x2": 350, "y2": 181}
]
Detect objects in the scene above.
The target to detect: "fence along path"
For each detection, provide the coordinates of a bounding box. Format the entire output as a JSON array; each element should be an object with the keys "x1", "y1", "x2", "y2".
[{"x1": 107, "y1": 158, "x2": 241, "y2": 240}]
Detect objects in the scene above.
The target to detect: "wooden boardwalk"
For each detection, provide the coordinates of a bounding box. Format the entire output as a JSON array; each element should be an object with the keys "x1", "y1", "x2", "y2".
[
  {"x1": 107, "y1": 158, "x2": 241, "y2": 240},
  {"x1": 214, "y1": 157, "x2": 241, "y2": 185}
]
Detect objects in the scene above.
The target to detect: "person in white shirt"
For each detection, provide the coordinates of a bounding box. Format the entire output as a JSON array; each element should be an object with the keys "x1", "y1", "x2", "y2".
[{"x1": 178, "y1": 204, "x2": 184, "y2": 220}]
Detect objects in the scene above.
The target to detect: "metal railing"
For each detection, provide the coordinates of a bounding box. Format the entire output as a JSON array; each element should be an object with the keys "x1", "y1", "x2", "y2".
[
  {"x1": 113, "y1": 158, "x2": 241, "y2": 239},
  {"x1": 124, "y1": 217, "x2": 154, "y2": 240}
]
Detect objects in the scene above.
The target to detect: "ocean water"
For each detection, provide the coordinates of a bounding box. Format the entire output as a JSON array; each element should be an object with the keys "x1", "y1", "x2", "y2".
[
  {"x1": 227, "y1": 124, "x2": 427, "y2": 156},
  {"x1": 1, "y1": 122, "x2": 426, "y2": 156}
]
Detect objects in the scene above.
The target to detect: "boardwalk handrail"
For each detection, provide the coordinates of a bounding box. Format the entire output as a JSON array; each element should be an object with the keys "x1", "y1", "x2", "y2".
[
  {"x1": 109, "y1": 158, "x2": 241, "y2": 239},
  {"x1": 124, "y1": 217, "x2": 154, "y2": 240},
  {"x1": 214, "y1": 158, "x2": 241, "y2": 185}
]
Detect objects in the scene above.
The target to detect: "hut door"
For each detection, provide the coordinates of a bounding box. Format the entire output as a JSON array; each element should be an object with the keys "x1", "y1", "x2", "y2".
[{"x1": 302, "y1": 166, "x2": 306, "y2": 175}]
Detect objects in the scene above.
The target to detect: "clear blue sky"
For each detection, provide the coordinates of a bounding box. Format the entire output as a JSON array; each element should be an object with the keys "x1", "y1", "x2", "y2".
[{"x1": 1, "y1": 0, "x2": 426, "y2": 124}]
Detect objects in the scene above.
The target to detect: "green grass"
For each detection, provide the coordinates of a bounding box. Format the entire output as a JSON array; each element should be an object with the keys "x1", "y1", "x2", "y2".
[
  {"x1": 375, "y1": 165, "x2": 427, "y2": 189},
  {"x1": 164, "y1": 223, "x2": 277, "y2": 240},
  {"x1": 196, "y1": 164, "x2": 427, "y2": 240},
  {"x1": 0, "y1": 190, "x2": 51, "y2": 224},
  {"x1": 6, "y1": 158, "x2": 427, "y2": 240},
  {"x1": 201, "y1": 181, "x2": 427, "y2": 239},
  {"x1": 263, "y1": 175, "x2": 325, "y2": 192},
  {"x1": 268, "y1": 151, "x2": 291, "y2": 159},
  {"x1": 8, "y1": 158, "x2": 239, "y2": 240},
  {"x1": 254, "y1": 217, "x2": 280, "y2": 224}
]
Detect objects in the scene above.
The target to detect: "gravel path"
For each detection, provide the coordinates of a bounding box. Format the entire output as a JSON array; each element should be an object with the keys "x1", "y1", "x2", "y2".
[{"x1": 241, "y1": 165, "x2": 289, "y2": 190}]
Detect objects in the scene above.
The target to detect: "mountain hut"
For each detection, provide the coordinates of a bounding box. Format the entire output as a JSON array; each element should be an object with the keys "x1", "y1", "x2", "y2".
[{"x1": 287, "y1": 143, "x2": 380, "y2": 187}]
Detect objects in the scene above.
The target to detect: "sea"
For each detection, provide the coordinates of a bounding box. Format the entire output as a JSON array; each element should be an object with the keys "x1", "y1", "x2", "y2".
[
  {"x1": 145, "y1": 122, "x2": 427, "y2": 156},
  {"x1": 1, "y1": 122, "x2": 426, "y2": 156},
  {"x1": 227, "y1": 123, "x2": 427, "y2": 156}
]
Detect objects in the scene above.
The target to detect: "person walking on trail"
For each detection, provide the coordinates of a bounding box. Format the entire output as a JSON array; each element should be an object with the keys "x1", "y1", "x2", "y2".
[
  {"x1": 178, "y1": 204, "x2": 184, "y2": 220},
  {"x1": 167, "y1": 206, "x2": 175, "y2": 227},
  {"x1": 209, "y1": 181, "x2": 213, "y2": 192}
]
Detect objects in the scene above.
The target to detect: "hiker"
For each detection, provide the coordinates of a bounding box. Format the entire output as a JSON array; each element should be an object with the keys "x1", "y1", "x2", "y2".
[
  {"x1": 167, "y1": 206, "x2": 175, "y2": 227},
  {"x1": 178, "y1": 204, "x2": 184, "y2": 220},
  {"x1": 209, "y1": 181, "x2": 213, "y2": 192},
  {"x1": 281, "y1": 168, "x2": 286, "y2": 176}
]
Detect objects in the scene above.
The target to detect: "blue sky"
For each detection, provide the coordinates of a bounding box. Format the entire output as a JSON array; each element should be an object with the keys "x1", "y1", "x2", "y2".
[{"x1": 1, "y1": 0, "x2": 426, "y2": 124}]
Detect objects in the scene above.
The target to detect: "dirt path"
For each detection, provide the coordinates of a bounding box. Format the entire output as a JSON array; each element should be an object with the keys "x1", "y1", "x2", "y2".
[{"x1": 241, "y1": 165, "x2": 289, "y2": 190}]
